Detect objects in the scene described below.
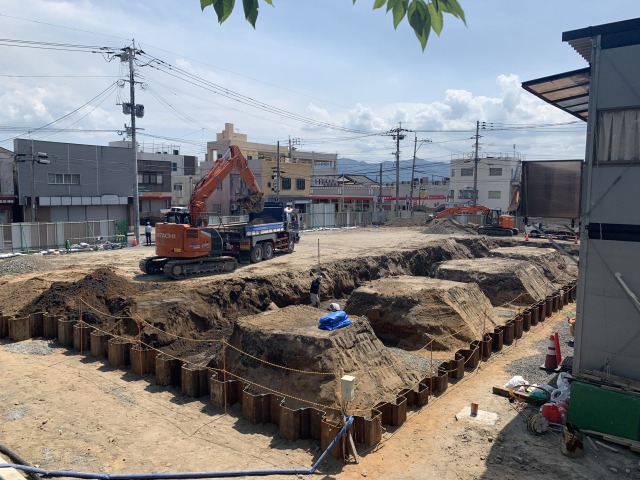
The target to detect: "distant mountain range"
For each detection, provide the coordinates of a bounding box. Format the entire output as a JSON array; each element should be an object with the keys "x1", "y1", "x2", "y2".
[{"x1": 338, "y1": 158, "x2": 450, "y2": 183}]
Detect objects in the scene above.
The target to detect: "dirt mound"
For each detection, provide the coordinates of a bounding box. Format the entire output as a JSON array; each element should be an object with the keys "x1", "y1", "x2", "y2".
[
  {"x1": 225, "y1": 305, "x2": 418, "y2": 411},
  {"x1": 382, "y1": 217, "x2": 431, "y2": 227},
  {"x1": 489, "y1": 246, "x2": 577, "y2": 283},
  {"x1": 435, "y1": 258, "x2": 554, "y2": 306},
  {"x1": 345, "y1": 276, "x2": 498, "y2": 353},
  {"x1": 19, "y1": 267, "x2": 144, "y2": 321},
  {"x1": 423, "y1": 218, "x2": 478, "y2": 235}
]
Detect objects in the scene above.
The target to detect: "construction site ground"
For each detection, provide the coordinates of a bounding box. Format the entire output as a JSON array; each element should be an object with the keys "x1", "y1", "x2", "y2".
[{"x1": 1, "y1": 225, "x2": 637, "y2": 479}]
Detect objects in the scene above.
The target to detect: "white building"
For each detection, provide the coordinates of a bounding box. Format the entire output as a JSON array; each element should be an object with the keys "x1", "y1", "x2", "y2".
[{"x1": 449, "y1": 154, "x2": 522, "y2": 212}]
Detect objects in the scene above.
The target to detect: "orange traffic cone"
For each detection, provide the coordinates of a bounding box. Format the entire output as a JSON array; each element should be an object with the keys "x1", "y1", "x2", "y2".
[
  {"x1": 132, "y1": 237, "x2": 137, "y2": 247},
  {"x1": 541, "y1": 334, "x2": 560, "y2": 371},
  {"x1": 525, "y1": 232, "x2": 529, "y2": 241},
  {"x1": 553, "y1": 331, "x2": 563, "y2": 365}
]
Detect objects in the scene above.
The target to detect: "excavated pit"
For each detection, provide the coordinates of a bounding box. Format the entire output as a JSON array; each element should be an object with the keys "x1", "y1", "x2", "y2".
[
  {"x1": 435, "y1": 257, "x2": 554, "y2": 307},
  {"x1": 345, "y1": 277, "x2": 499, "y2": 353},
  {"x1": 489, "y1": 246, "x2": 577, "y2": 283},
  {"x1": 15, "y1": 237, "x2": 576, "y2": 409},
  {"x1": 224, "y1": 306, "x2": 419, "y2": 412}
]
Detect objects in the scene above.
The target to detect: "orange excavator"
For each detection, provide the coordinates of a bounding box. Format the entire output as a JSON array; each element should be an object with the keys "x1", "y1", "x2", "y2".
[
  {"x1": 429, "y1": 205, "x2": 519, "y2": 236},
  {"x1": 139, "y1": 145, "x2": 267, "y2": 279}
]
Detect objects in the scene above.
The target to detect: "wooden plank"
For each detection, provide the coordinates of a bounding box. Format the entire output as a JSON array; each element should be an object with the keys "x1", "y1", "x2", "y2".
[
  {"x1": 0, "y1": 455, "x2": 28, "y2": 480},
  {"x1": 586, "y1": 435, "x2": 600, "y2": 452},
  {"x1": 492, "y1": 386, "x2": 542, "y2": 405},
  {"x1": 594, "y1": 440, "x2": 619, "y2": 453},
  {"x1": 347, "y1": 431, "x2": 360, "y2": 464}
]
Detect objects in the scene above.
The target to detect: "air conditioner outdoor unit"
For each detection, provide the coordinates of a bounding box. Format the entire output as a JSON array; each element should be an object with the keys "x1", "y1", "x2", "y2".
[{"x1": 230, "y1": 203, "x2": 238, "y2": 211}]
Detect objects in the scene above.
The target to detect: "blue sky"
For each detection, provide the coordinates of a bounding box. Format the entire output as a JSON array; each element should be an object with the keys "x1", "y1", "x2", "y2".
[{"x1": 1, "y1": 1, "x2": 639, "y2": 166}]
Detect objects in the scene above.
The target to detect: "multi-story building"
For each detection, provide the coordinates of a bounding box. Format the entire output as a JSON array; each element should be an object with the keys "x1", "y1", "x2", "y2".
[
  {"x1": 449, "y1": 153, "x2": 522, "y2": 211},
  {"x1": 205, "y1": 123, "x2": 335, "y2": 215},
  {"x1": 12, "y1": 139, "x2": 193, "y2": 225},
  {"x1": 0, "y1": 147, "x2": 16, "y2": 224},
  {"x1": 109, "y1": 141, "x2": 197, "y2": 217}
]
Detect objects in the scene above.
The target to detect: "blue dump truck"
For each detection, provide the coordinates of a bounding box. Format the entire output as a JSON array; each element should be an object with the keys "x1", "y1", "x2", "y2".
[{"x1": 216, "y1": 202, "x2": 300, "y2": 264}]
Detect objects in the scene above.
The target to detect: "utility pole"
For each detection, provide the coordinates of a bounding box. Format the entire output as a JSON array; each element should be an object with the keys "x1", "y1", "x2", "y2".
[
  {"x1": 275, "y1": 141, "x2": 280, "y2": 202},
  {"x1": 128, "y1": 49, "x2": 139, "y2": 243},
  {"x1": 379, "y1": 163, "x2": 383, "y2": 212},
  {"x1": 386, "y1": 123, "x2": 410, "y2": 218},
  {"x1": 472, "y1": 120, "x2": 481, "y2": 207},
  {"x1": 410, "y1": 136, "x2": 432, "y2": 217},
  {"x1": 118, "y1": 42, "x2": 144, "y2": 245},
  {"x1": 410, "y1": 135, "x2": 417, "y2": 218}
]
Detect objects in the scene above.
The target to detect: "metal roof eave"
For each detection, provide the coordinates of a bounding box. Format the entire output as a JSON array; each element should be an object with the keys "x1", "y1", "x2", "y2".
[{"x1": 521, "y1": 67, "x2": 590, "y2": 122}]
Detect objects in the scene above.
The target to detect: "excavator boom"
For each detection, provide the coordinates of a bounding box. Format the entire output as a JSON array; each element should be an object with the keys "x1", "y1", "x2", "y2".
[{"x1": 189, "y1": 145, "x2": 264, "y2": 225}]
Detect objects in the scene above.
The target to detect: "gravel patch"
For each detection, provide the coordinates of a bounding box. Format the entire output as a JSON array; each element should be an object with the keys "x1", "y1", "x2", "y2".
[
  {"x1": 388, "y1": 346, "x2": 443, "y2": 376},
  {"x1": 0, "y1": 255, "x2": 51, "y2": 276},
  {"x1": 505, "y1": 307, "x2": 575, "y2": 389},
  {"x1": 5, "y1": 406, "x2": 29, "y2": 421},
  {"x1": 3, "y1": 339, "x2": 55, "y2": 355}
]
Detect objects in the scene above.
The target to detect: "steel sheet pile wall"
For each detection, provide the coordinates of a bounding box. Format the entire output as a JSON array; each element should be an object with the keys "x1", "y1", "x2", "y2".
[{"x1": 0, "y1": 283, "x2": 576, "y2": 459}]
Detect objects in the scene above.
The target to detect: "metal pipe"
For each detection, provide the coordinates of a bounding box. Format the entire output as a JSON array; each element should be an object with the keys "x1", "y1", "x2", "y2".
[{"x1": 0, "y1": 417, "x2": 354, "y2": 479}]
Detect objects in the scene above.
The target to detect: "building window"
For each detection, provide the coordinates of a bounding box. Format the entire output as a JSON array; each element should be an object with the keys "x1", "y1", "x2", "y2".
[
  {"x1": 460, "y1": 168, "x2": 473, "y2": 176},
  {"x1": 48, "y1": 173, "x2": 80, "y2": 185},
  {"x1": 488, "y1": 191, "x2": 501, "y2": 199},
  {"x1": 247, "y1": 155, "x2": 253, "y2": 160},
  {"x1": 597, "y1": 108, "x2": 640, "y2": 162},
  {"x1": 171, "y1": 162, "x2": 177, "y2": 172},
  {"x1": 458, "y1": 190, "x2": 475, "y2": 200},
  {"x1": 138, "y1": 172, "x2": 163, "y2": 185},
  {"x1": 296, "y1": 178, "x2": 305, "y2": 190},
  {"x1": 173, "y1": 184, "x2": 183, "y2": 196},
  {"x1": 211, "y1": 203, "x2": 222, "y2": 213},
  {"x1": 450, "y1": 169, "x2": 455, "y2": 177},
  {"x1": 489, "y1": 167, "x2": 502, "y2": 176},
  {"x1": 267, "y1": 182, "x2": 271, "y2": 188},
  {"x1": 281, "y1": 177, "x2": 292, "y2": 190}
]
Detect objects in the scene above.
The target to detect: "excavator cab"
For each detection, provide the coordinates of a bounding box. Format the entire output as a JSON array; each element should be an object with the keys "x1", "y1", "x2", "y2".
[
  {"x1": 480, "y1": 209, "x2": 518, "y2": 236},
  {"x1": 165, "y1": 207, "x2": 190, "y2": 225}
]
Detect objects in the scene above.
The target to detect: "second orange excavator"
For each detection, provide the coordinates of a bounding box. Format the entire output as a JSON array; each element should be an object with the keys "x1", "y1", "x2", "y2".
[{"x1": 428, "y1": 205, "x2": 519, "y2": 236}]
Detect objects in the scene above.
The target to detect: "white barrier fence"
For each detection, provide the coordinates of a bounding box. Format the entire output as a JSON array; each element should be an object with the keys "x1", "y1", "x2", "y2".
[{"x1": 0, "y1": 220, "x2": 120, "y2": 253}]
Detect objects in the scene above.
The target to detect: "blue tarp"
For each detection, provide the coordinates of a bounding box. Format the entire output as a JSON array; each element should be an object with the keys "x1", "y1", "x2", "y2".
[{"x1": 318, "y1": 310, "x2": 353, "y2": 331}]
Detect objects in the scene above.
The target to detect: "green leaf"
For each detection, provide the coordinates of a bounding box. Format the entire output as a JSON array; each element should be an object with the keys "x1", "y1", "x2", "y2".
[
  {"x1": 373, "y1": 0, "x2": 386, "y2": 9},
  {"x1": 409, "y1": 0, "x2": 431, "y2": 50},
  {"x1": 438, "y1": 0, "x2": 466, "y2": 24},
  {"x1": 386, "y1": 0, "x2": 397, "y2": 13},
  {"x1": 426, "y1": 1, "x2": 443, "y2": 36},
  {"x1": 212, "y1": 0, "x2": 235, "y2": 24},
  {"x1": 243, "y1": 0, "x2": 259, "y2": 28},
  {"x1": 200, "y1": 0, "x2": 213, "y2": 10},
  {"x1": 263, "y1": 0, "x2": 273, "y2": 5},
  {"x1": 392, "y1": 0, "x2": 408, "y2": 29}
]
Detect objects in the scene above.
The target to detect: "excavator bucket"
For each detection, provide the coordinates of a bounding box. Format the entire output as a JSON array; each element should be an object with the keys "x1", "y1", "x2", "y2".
[{"x1": 237, "y1": 192, "x2": 265, "y2": 213}]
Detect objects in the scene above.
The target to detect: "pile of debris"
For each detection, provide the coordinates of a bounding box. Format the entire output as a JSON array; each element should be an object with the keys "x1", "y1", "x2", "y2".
[{"x1": 424, "y1": 218, "x2": 479, "y2": 235}]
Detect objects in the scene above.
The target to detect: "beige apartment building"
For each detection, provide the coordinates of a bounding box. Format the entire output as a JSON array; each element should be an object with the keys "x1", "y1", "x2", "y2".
[{"x1": 205, "y1": 123, "x2": 337, "y2": 215}]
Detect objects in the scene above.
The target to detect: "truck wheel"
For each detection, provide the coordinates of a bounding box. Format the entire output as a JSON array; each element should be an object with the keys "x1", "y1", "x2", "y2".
[
  {"x1": 286, "y1": 239, "x2": 295, "y2": 254},
  {"x1": 263, "y1": 241, "x2": 274, "y2": 260},
  {"x1": 250, "y1": 244, "x2": 264, "y2": 263}
]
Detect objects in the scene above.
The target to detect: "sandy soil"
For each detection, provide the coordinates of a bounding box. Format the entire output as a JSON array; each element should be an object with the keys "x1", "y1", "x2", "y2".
[
  {"x1": 2, "y1": 309, "x2": 636, "y2": 480},
  {"x1": 1, "y1": 229, "x2": 611, "y2": 480}
]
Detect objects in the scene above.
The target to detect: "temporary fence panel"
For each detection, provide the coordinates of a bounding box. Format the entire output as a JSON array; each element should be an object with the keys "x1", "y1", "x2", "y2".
[{"x1": 0, "y1": 220, "x2": 118, "y2": 253}]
